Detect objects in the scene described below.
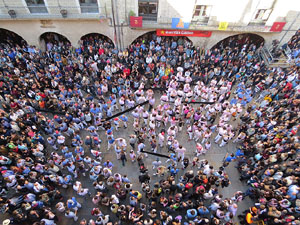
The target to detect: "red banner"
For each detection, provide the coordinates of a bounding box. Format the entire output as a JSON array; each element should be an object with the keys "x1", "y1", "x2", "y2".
[
  {"x1": 130, "y1": 16, "x2": 143, "y2": 28},
  {"x1": 157, "y1": 29, "x2": 212, "y2": 37},
  {"x1": 270, "y1": 22, "x2": 286, "y2": 32}
]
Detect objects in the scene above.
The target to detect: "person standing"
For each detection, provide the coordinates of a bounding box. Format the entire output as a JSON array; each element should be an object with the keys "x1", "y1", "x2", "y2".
[
  {"x1": 129, "y1": 134, "x2": 137, "y2": 149},
  {"x1": 65, "y1": 209, "x2": 78, "y2": 221},
  {"x1": 152, "y1": 158, "x2": 162, "y2": 175},
  {"x1": 176, "y1": 145, "x2": 186, "y2": 161},
  {"x1": 120, "y1": 150, "x2": 127, "y2": 166},
  {"x1": 107, "y1": 136, "x2": 115, "y2": 151},
  {"x1": 158, "y1": 131, "x2": 165, "y2": 148}
]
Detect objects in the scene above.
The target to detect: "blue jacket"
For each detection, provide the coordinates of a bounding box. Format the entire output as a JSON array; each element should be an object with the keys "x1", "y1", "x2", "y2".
[{"x1": 186, "y1": 209, "x2": 197, "y2": 219}]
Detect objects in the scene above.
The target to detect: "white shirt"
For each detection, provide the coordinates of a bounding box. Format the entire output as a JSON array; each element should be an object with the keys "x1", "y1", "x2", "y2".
[
  {"x1": 218, "y1": 127, "x2": 225, "y2": 136},
  {"x1": 41, "y1": 218, "x2": 56, "y2": 225},
  {"x1": 146, "y1": 56, "x2": 153, "y2": 64}
]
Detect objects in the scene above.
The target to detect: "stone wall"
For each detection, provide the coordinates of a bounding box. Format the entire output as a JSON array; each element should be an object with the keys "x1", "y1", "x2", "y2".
[
  {"x1": 0, "y1": 19, "x2": 298, "y2": 50},
  {"x1": 0, "y1": 0, "x2": 299, "y2": 50}
]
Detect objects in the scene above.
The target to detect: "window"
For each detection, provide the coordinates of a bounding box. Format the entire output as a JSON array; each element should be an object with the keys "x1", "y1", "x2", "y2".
[
  {"x1": 25, "y1": 0, "x2": 48, "y2": 14},
  {"x1": 138, "y1": 0, "x2": 158, "y2": 21},
  {"x1": 253, "y1": 9, "x2": 272, "y2": 22},
  {"x1": 192, "y1": 5, "x2": 211, "y2": 22},
  {"x1": 79, "y1": 0, "x2": 99, "y2": 13}
]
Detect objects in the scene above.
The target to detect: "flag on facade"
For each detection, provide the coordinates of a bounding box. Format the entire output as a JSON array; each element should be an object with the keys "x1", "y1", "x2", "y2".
[
  {"x1": 218, "y1": 22, "x2": 228, "y2": 31},
  {"x1": 270, "y1": 22, "x2": 286, "y2": 32},
  {"x1": 130, "y1": 16, "x2": 143, "y2": 27},
  {"x1": 172, "y1": 18, "x2": 190, "y2": 29}
]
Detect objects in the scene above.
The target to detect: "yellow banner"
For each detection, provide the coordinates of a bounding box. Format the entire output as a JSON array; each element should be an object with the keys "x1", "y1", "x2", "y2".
[{"x1": 218, "y1": 22, "x2": 228, "y2": 31}]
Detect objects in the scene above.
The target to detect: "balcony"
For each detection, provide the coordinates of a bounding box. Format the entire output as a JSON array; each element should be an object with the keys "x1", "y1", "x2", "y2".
[
  {"x1": 0, "y1": 5, "x2": 109, "y2": 19},
  {"x1": 259, "y1": 46, "x2": 294, "y2": 68},
  {"x1": 79, "y1": 3, "x2": 99, "y2": 14},
  {"x1": 27, "y1": 4, "x2": 48, "y2": 14}
]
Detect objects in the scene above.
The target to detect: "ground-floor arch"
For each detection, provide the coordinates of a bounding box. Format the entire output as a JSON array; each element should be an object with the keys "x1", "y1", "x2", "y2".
[
  {"x1": 0, "y1": 28, "x2": 27, "y2": 47},
  {"x1": 130, "y1": 30, "x2": 194, "y2": 48},
  {"x1": 130, "y1": 31, "x2": 157, "y2": 45},
  {"x1": 80, "y1": 33, "x2": 115, "y2": 48},
  {"x1": 211, "y1": 33, "x2": 265, "y2": 50},
  {"x1": 39, "y1": 32, "x2": 71, "y2": 51}
]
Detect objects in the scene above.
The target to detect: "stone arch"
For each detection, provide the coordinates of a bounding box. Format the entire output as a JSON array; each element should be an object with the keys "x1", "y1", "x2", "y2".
[
  {"x1": 80, "y1": 33, "x2": 115, "y2": 48},
  {"x1": 210, "y1": 33, "x2": 265, "y2": 50},
  {"x1": 39, "y1": 32, "x2": 71, "y2": 51},
  {"x1": 0, "y1": 28, "x2": 27, "y2": 47},
  {"x1": 129, "y1": 30, "x2": 193, "y2": 46}
]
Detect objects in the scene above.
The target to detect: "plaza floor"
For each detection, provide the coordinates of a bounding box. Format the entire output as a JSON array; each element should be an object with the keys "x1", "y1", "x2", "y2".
[{"x1": 1, "y1": 92, "x2": 253, "y2": 225}]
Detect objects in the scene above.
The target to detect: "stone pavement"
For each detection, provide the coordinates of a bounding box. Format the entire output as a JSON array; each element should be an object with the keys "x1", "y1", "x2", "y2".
[
  {"x1": 0, "y1": 91, "x2": 253, "y2": 225},
  {"x1": 55, "y1": 92, "x2": 253, "y2": 225}
]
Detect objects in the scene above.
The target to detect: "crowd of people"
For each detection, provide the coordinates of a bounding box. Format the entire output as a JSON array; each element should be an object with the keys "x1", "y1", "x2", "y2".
[
  {"x1": 0, "y1": 28, "x2": 299, "y2": 225},
  {"x1": 234, "y1": 30, "x2": 300, "y2": 225}
]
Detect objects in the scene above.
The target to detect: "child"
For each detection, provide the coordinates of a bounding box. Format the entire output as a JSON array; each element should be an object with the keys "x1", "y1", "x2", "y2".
[
  {"x1": 187, "y1": 125, "x2": 193, "y2": 140},
  {"x1": 205, "y1": 141, "x2": 211, "y2": 152},
  {"x1": 195, "y1": 143, "x2": 206, "y2": 157},
  {"x1": 178, "y1": 118, "x2": 183, "y2": 132},
  {"x1": 133, "y1": 121, "x2": 139, "y2": 135},
  {"x1": 192, "y1": 157, "x2": 200, "y2": 167},
  {"x1": 163, "y1": 115, "x2": 169, "y2": 127},
  {"x1": 150, "y1": 136, "x2": 157, "y2": 153},
  {"x1": 113, "y1": 118, "x2": 120, "y2": 131},
  {"x1": 202, "y1": 130, "x2": 211, "y2": 144},
  {"x1": 129, "y1": 150, "x2": 136, "y2": 163}
]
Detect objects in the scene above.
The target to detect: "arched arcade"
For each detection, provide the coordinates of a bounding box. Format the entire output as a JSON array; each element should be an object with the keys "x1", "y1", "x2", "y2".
[
  {"x1": 39, "y1": 32, "x2": 71, "y2": 51},
  {"x1": 0, "y1": 28, "x2": 27, "y2": 47}
]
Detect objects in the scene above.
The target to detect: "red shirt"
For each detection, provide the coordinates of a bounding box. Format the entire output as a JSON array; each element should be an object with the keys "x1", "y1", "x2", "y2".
[
  {"x1": 10, "y1": 102, "x2": 18, "y2": 109},
  {"x1": 39, "y1": 93, "x2": 46, "y2": 99},
  {"x1": 123, "y1": 68, "x2": 130, "y2": 77},
  {"x1": 285, "y1": 82, "x2": 293, "y2": 90},
  {"x1": 98, "y1": 48, "x2": 104, "y2": 55}
]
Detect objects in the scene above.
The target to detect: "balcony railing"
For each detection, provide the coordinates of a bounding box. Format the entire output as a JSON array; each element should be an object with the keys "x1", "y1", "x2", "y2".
[
  {"x1": 80, "y1": 4, "x2": 99, "y2": 13},
  {"x1": 27, "y1": 4, "x2": 48, "y2": 14},
  {"x1": 259, "y1": 46, "x2": 294, "y2": 68},
  {"x1": 140, "y1": 14, "x2": 157, "y2": 21},
  {"x1": 0, "y1": 5, "x2": 109, "y2": 19}
]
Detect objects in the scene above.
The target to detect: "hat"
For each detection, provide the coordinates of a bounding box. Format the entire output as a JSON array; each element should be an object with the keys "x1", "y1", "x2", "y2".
[
  {"x1": 185, "y1": 71, "x2": 191, "y2": 76},
  {"x1": 2, "y1": 219, "x2": 10, "y2": 225},
  {"x1": 114, "y1": 118, "x2": 119, "y2": 121},
  {"x1": 177, "y1": 67, "x2": 183, "y2": 72},
  {"x1": 251, "y1": 207, "x2": 257, "y2": 213}
]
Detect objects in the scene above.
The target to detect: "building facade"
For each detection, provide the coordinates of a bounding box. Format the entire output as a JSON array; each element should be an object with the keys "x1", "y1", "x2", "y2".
[{"x1": 0, "y1": 0, "x2": 299, "y2": 49}]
